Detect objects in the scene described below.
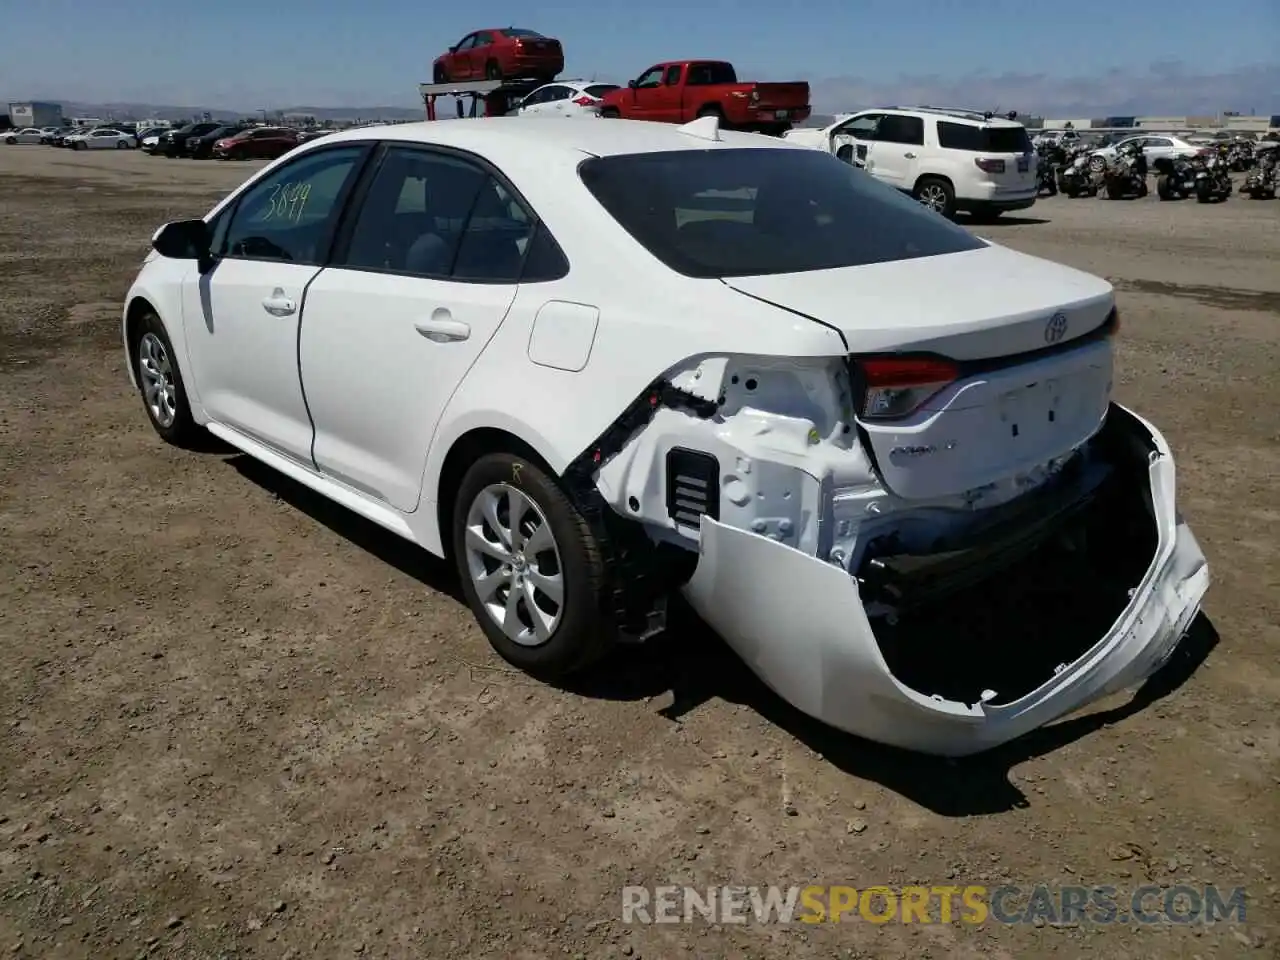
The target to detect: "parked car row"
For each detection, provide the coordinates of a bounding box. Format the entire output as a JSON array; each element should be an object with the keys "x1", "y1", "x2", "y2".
[
  {"x1": 4, "y1": 125, "x2": 139, "y2": 149},
  {"x1": 143, "y1": 121, "x2": 329, "y2": 160}
]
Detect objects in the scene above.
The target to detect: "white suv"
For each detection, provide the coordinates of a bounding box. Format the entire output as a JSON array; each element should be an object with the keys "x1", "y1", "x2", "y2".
[{"x1": 784, "y1": 107, "x2": 1038, "y2": 221}]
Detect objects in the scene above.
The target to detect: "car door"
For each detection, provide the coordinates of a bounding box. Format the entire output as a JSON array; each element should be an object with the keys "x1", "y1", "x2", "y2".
[
  {"x1": 628, "y1": 66, "x2": 666, "y2": 120},
  {"x1": 180, "y1": 143, "x2": 371, "y2": 463},
  {"x1": 469, "y1": 31, "x2": 497, "y2": 77},
  {"x1": 298, "y1": 144, "x2": 531, "y2": 511},
  {"x1": 519, "y1": 86, "x2": 554, "y2": 115},
  {"x1": 449, "y1": 34, "x2": 476, "y2": 78},
  {"x1": 832, "y1": 113, "x2": 881, "y2": 169},
  {"x1": 1142, "y1": 136, "x2": 1174, "y2": 162},
  {"x1": 867, "y1": 114, "x2": 924, "y2": 190},
  {"x1": 657, "y1": 64, "x2": 684, "y2": 122}
]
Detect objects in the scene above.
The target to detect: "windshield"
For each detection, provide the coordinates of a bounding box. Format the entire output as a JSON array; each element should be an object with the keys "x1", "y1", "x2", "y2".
[{"x1": 578, "y1": 148, "x2": 986, "y2": 279}]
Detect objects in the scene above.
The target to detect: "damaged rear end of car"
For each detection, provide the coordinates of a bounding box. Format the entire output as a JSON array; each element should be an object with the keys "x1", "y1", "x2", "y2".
[{"x1": 571, "y1": 142, "x2": 1209, "y2": 756}]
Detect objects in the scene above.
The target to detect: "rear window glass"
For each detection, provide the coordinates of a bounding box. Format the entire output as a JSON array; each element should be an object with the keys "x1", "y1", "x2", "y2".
[
  {"x1": 937, "y1": 121, "x2": 1032, "y2": 153},
  {"x1": 686, "y1": 62, "x2": 737, "y2": 85},
  {"x1": 584, "y1": 84, "x2": 620, "y2": 98},
  {"x1": 501, "y1": 28, "x2": 544, "y2": 38},
  {"x1": 578, "y1": 147, "x2": 985, "y2": 279}
]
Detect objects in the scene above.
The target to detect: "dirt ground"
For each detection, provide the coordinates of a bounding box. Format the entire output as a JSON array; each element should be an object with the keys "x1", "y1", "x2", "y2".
[{"x1": 0, "y1": 145, "x2": 1276, "y2": 960}]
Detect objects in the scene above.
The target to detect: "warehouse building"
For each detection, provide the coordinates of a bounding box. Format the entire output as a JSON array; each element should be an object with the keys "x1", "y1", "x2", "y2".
[{"x1": 7, "y1": 101, "x2": 64, "y2": 128}]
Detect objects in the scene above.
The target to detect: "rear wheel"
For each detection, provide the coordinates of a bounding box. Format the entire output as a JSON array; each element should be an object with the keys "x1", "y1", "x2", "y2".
[
  {"x1": 452, "y1": 453, "x2": 615, "y2": 680},
  {"x1": 913, "y1": 176, "x2": 956, "y2": 219},
  {"x1": 116, "y1": 140, "x2": 128, "y2": 149},
  {"x1": 1156, "y1": 174, "x2": 1174, "y2": 200},
  {"x1": 485, "y1": 59, "x2": 502, "y2": 81},
  {"x1": 599, "y1": 107, "x2": 621, "y2": 119}
]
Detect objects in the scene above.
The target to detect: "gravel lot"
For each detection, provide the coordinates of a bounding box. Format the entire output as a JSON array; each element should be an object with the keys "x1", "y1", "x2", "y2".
[{"x1": 1, "y1": 145, "x2": 1277, "y2": 960}]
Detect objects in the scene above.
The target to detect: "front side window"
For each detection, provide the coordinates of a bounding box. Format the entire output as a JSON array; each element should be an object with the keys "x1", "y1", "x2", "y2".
[
  {"x1": 221, "y1": 145, "x2": 366, "y2": 264},
  {"x1": 635, "y1": 67, "x2": 663, "y2": 88},
  {"x1": 578, "y1": 147, "x2": 985, "y2": 279},
  {"x1": 842, "y1": 114, "x2": 881, "y2": 139}
]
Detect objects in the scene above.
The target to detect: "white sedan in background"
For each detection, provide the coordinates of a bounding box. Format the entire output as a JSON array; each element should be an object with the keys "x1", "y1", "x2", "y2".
[
  {"x1": 4, "y1": 127, "x2": 46, "y2": 144},
  {"x1": 120, "y1": 116, "x2": 1207, "y2": 757},
  {"x1": 514, "y1": 80, "x2": 620, "y2": 116},
  {"x1": 1089, "y1": 134, "x2": 1201, "y2": 171},
  {"x1": 64, "y1": 128, "x2": 134, "y2": 150}
]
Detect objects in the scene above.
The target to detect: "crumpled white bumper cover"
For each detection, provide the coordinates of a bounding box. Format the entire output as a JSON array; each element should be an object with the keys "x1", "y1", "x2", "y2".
[{"x1": 681, "y1": 404, "x2": 1209, "y2": 757}]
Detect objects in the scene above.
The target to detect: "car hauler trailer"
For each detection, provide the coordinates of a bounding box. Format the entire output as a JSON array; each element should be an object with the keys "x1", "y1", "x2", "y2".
[{"x1": 418, "y1": 78, "x2": 543, "y2": 120}]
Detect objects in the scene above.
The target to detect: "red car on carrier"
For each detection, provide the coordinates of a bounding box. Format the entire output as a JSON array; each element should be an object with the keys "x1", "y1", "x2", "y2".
[{"x1": 433, "y1": 28, "x2": 564, "y2": 84}]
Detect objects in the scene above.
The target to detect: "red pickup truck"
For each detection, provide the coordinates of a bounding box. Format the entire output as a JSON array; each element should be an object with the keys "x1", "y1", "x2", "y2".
[{"x1": 595, "y1": 60, "x2": 810, "y2": 135}]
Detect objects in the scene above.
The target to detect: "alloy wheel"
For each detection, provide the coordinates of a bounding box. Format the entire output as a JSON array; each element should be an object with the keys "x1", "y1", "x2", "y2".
[
  {"x1": 137, "y1": 332, "x2": 177, "y2": 428},
  {"x1": 463, "y1": 483, "x2": 564, "y2": 646}
]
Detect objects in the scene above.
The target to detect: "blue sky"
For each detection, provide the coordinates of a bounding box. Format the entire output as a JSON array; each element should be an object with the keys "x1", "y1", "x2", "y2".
[{"x1": 2, "y1": 0, "x2": 1277, "y2": 113}]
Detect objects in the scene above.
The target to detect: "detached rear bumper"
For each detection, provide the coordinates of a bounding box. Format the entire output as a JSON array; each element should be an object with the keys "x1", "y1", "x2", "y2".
[{"x1": 681, "y1": 404, "x2": 1208, "y2": 757}]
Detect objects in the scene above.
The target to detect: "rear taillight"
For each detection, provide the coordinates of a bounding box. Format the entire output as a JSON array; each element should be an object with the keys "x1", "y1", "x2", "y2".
[
  {"x1": 572, "y1": 96, "x2": 595, "y2": 106},
  {"x1": 854, "y1": 357, "x2": 959, "y2": 421},
  {"x1": 975, "y1": 158, "x2": 1006, "y2": 173}
]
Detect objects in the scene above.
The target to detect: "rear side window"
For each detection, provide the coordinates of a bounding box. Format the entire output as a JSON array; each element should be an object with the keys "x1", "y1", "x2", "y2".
[
  {"x1": 937, "y1": 121, "x2": 1032, "y2": 153},
  {"x1": 578, "y1": 147, "x2": 985, "y2": 279},
  {"x1": 584, "y1": 84, "x2": 620, "y2": 97},
  {"x1": 686, "y1": 62, "x2": 736, "y2": 85}
]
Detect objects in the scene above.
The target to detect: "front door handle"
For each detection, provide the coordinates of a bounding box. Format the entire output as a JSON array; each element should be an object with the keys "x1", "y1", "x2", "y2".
[
  {"x1": 414, "y1": 314, "x2": 470, "y2": 343},
  {"x1": 904, "y1": 151, "x2": 917, "y2": 159},
  {"x1": 261, "y1": 288, "x2": 296, "y2": 316}
]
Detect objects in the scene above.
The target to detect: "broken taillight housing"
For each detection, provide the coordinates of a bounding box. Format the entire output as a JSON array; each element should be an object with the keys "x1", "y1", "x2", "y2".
[{"x1": 854, "y1": 356, "x2": 959, "y2": 421}]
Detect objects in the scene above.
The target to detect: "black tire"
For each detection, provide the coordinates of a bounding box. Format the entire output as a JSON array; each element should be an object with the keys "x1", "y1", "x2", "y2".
[
  {"x1": 598, "y1": 107, "x2": 621, "y2": 119},
  {"x1": 696, "y1": 104, "x2": 723, "y2": 120},
  {"x1": 1195, "y1": 181, "x2": 1212, "y2": 203},
  {"x1": 130, "y1": 309, "x2": 200, "y2": 447},
  {"x1": 433, "y1": 63, "x2": 448, "y2": 83},
  {"x1": 1105, "y1": 179, "x2": 1124, "y2": 199},
  {"x1": 913, "y1": 176, "x2": 956, "y2": 218},
  {"x1": 451, "y1": 452, "x2": 614, "y2": 680},
  {"x1": 1157, "y1": 174, "x2": 1173, "y2": 200},
  {"x1": 485, "y1": 59, "x2": 502, "y2": 81},
  {"x1": 3, "y1": 137, "x2": 14, "y2": 145},
  {"x1": 116, "y1": 140, "x2": 128, "y2": 149}
]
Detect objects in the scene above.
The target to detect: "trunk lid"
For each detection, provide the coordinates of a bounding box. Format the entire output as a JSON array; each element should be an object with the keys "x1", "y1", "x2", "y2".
[{"x1": 725, "y1": 245, "x2": 1116, "y2": 500}]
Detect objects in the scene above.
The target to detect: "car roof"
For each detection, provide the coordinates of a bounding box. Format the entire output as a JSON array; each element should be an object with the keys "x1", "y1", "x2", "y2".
[{"x1": 310, "y1": 116, "x2": 802, "y2": 160}]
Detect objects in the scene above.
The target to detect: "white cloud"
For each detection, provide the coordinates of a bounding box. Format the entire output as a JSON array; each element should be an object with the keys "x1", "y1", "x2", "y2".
[{"x1": 810, "y1": 61, "x2": 1279, "y2": 118}]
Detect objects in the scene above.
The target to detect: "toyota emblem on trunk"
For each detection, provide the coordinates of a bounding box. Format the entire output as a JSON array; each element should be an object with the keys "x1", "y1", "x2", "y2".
[{"x1": 1045, "y1": 312, "x2": 1068, "y2": 343}]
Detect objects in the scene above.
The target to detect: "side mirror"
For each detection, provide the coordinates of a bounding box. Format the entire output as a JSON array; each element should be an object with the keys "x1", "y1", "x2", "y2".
[
  {"x1": 151, "y1": 218, "x2": 211, "y2": 261},
  {"x1": 628, "y1": 79, "x2": 638, "y2": 89},
  {"x1": 448, "y1": 45, "x2": 458, "y2": 53}
]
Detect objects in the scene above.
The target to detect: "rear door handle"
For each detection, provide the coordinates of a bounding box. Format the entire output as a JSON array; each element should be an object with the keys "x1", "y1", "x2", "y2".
[
  {"x1": 261, "y1": 288, "x2": 296, "y2": 316},
  {"x1": 414, "y1": 315, "x2": 470, "y2": 342}
]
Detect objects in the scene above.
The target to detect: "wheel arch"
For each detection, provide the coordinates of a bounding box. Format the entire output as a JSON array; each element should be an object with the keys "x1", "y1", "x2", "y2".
[
  {"x1": 911, "y1": 171, "x2": 954, "y2": 194},
  {"x1": 123, "y1": 294, "x2": 158, "y2": 389},
  {"x1": 431, "y1": 424, "x2": 562, "y2": 561}
]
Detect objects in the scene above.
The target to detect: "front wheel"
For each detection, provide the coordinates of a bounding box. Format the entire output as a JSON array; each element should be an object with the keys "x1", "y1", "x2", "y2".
[
  {"x1": 132, "y1": 310, "x2": 200, "y2": 446},
  {"x1": 452, "y1": 453, "x2": 615, "y2": 680},
  {"x1": 433, "y1": 63, "x2": 448, "y2": 83},
  {"x1": 116, "y1": 140, "x2": 128, "y2": 149},
  {"x1": 3, "y1": 137, "x2": 14, "y2": 145}
]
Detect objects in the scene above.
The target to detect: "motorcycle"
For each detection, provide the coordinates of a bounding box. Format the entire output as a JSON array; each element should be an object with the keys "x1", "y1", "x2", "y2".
[
  {"x1": 1194, "y1": 152, "x2": 1232, "y2": 203},
  {"x1": 1152, "y1": 156, "x2": 1197, "y2": 200},
  {"x1": 1225, "y1": 139, "x2": 1254, "y2": 172},
  {"x1": 1103, "y1": 146, "x2": 1148, "y2": 199},
  {"x1": 1060, "y1": 151, "x2": 1100, "y2": 198},
  {"x1": 1240, "y1": 151, "x2": 1276, "y2": 199},
  {"x1": 1036, "y1": 143, "x2": 1067, "y2": 196}
]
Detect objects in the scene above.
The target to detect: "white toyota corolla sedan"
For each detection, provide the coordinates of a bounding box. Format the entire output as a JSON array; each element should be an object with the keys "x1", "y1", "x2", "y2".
[{"x1": 122, "y1": 115, "x2": 1209, "y2": 757}]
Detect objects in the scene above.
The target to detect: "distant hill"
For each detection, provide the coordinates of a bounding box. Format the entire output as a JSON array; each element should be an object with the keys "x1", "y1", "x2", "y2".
[{"x1": 16, "y1": 100, "x2": 423, "y2": 123}]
